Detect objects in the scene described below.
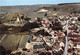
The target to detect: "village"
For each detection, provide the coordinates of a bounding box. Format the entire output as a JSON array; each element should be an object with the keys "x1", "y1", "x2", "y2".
[{"x1": 0, "y1": 11, "x2": 80, "y2": 55}]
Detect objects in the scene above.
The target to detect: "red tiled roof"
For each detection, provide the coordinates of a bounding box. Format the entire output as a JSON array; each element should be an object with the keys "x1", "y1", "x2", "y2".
[
  {"x1": 68, "y1": 33, "x2": 80, "y2": 38},
  {"x1": 53, "y1": 17, "x2": 56, "y2": 19},
  {"x1": 44, "y1": 36, "x2": 49, "y2": 39},
  {"x1": 31, "y1": 19, "x2": 36, "y2": 21},
  {"x1": 68, "y1": 49, "x2": 73, "y2": 53},
  {"x1": 57, "y1": 32, "x2": 63, "y2": 36},
  {"x1": 74, "y1": 43, "x2": 77, "y2": 46},
  {"x1": 42, "y1": 23, "x2": 49, "y2": 25}
]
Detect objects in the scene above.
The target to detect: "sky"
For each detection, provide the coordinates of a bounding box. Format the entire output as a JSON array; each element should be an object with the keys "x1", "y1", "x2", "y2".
[{"x1": 0, "y1": 0, "x2": 80, "y2": 6}]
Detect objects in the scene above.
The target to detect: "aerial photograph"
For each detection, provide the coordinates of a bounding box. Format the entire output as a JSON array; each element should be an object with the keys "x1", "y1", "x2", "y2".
[{"x1": 0, "y1": 0, "x2": 80, "y2": 55}]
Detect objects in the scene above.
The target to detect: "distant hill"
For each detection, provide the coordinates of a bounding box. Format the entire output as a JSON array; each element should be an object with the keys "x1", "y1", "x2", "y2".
[
  {"x1": 58, "y1": 3, "x2": 80, "y2": 5},
  {"x1": 0, "y1": 3, "x2": 80, "y2": 14},
  {"x1": 39, "y1": 3, "x2": 80, "y2": 13},
  {"x1": 0, "y1": 3, "x2": 80, "y2": 18},
  {"x1": 0, "y1": 5, "x2": 49, "y2": 14}
]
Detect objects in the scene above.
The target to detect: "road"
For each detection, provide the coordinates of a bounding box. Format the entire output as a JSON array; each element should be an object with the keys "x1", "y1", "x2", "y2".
[
  {"x1": 63, "y1": 21, "x2": 68, "y2": 55},
  {"x1": 0, "y1": 34, "x2": 7, "y2": 44}
]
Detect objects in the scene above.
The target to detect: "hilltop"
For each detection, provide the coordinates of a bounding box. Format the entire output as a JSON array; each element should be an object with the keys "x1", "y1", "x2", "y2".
[{"x1": 0, "y1": 3, "x2": 80, "y2": 18}]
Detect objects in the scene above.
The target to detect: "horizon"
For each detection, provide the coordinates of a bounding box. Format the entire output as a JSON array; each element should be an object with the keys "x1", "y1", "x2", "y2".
[{"x1": 0, "y1": 0, "x2": 80, "y2": 6}]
